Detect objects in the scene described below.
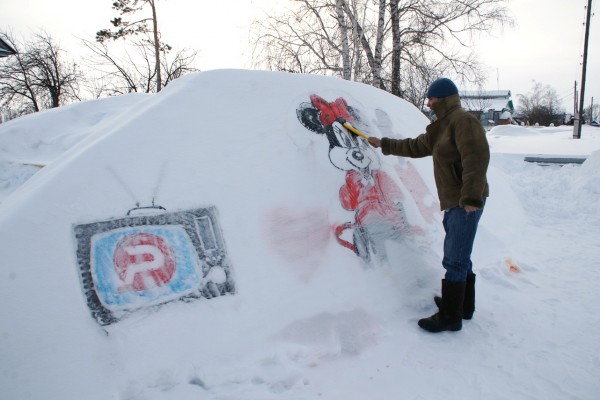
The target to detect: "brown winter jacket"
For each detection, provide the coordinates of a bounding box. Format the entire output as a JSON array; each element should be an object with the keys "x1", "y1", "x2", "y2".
[{"x1": 381, "y1": 94, "x2": 489, "y2": 211}]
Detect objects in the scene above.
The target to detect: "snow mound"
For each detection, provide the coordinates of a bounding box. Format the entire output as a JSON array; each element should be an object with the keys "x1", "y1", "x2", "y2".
[
  {"x1": 488, "y1": 124, "x2": 540, "y2": 137},
  {"x1": 575, "y1": 149, "x2": 600, "y2": 198},
  {"x1": 0, "y1": 93, "x2": 149, "y2": 165},
  {"x1": 0, "y1": 69, "x2": 442, "y2": 399},
  {"x1": 0, "y1": 93, "x2": 150, "y2": 201}
]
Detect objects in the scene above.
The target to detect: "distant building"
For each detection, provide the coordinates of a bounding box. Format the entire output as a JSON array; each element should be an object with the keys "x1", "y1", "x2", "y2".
[
  {"x1": 498, "y1": 110, "x2": 512, "y2": 125},
  {"x1": 460, "y1": 90, "x2": 514, "y2": 128},
  {"x1": 0, "y1": 37, "x2": 17, "y2": 57}
]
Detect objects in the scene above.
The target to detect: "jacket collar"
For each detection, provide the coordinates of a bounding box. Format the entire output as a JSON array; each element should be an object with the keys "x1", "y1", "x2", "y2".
[{"x1": 431, "y1": 94, "x2": 462, "y2": 120}]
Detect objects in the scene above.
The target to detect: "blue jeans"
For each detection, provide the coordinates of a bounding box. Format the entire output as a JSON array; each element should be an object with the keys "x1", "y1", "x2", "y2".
[{"x1": 442, "y1": 205, "x2": 484, "y2": 282}]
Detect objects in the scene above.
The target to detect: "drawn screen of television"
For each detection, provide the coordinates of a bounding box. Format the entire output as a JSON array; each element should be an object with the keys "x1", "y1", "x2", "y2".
[{"x1": 73, "y1": 207, "x2": 235, "y2": 325}]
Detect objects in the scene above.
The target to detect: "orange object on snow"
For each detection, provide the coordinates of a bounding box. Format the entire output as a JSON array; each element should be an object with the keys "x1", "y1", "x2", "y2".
[{"x1": 505, "y1": 258, "x2": 522, "y2": 272}]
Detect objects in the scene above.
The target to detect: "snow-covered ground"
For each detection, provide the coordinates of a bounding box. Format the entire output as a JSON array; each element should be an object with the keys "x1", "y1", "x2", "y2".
[{"x1": 1, "y1": 69, "x2": 599, "y2": 400}]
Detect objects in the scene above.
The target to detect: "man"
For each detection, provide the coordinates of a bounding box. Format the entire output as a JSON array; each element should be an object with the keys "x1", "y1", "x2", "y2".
[{"x1": 368, "y1": 78, "x2": 489, "y2": 333}]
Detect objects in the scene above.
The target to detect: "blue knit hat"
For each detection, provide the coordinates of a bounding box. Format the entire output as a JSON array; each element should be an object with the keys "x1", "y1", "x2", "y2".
[{"x1": 427, "y1": 78, "x2": 459, "y2": 98}]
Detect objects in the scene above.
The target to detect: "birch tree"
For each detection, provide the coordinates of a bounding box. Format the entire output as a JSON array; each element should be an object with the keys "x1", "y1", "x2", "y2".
[
  {"x1": 251, "y1": 0, "x2": 511, "y2": 106},
  {"x1": 336, "y1": 0, "x2": 351, "y2": 80}
]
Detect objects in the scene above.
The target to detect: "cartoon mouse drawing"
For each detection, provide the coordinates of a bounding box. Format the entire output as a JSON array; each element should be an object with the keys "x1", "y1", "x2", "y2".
[{"x1": 297, "y1": 94, "x2": 409, "y2": 263}]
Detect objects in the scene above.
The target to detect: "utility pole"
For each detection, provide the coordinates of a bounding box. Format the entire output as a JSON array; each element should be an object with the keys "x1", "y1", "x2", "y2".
[
  {"x1": 497, "y1": 68, "x2": 500, "y2": 90},
  {"x1": 574, "y1": 81, "x2": 578, "y2": 117},
  {"x1": 574, "y1": 0, "x2": 593, "y2": 139}
]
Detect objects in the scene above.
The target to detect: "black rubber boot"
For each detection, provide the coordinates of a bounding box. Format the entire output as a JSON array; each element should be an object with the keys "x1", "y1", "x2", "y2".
[
  {"x1": 434, "y1": 273, "x2": 476, "y2": 320},
  {"x1": 419, "y1": 280, "x2": 466, "y2": 333},
  {"x1": 463, "y1": 273, "x2": 476, "y2": 319}
]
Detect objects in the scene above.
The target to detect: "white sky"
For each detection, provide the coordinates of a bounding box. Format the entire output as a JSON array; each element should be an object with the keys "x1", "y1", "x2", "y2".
[{"x1": 1, "y1": 0, "x2": 598, "y2": 111}]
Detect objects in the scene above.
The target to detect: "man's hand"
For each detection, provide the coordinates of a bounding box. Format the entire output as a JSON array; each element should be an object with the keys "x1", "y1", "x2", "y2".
[
  {"x1": 464, "y1": 205, "x2": 480, "y2": 213},
  {"x1": 368, "y1": 137, "x2": 381, "y2": 148}
]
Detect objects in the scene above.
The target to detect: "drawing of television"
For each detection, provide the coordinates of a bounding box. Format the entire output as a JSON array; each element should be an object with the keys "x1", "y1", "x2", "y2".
[{"x1": 74, "y1": 207, "x2": 235, "y2": 325}]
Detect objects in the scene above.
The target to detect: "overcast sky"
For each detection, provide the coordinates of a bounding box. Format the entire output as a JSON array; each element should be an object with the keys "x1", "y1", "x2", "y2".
[{"x1": 1, "y1": 0, "x2": 598, "y2": 112}]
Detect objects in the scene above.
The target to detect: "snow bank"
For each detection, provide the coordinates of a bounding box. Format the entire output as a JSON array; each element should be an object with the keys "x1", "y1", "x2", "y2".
[
  {"x1": 2, "y1": 70, "x2": 599, "y2": 400},
  {"x1": 488, "y1": 124, "x2": 541, "y2": 137},
  {"x1": 0, "y1": 70, "x2": 441, "y2": 399},
  {"x1": 0, "y1": 93, "x2": 150, "y2": 200}
]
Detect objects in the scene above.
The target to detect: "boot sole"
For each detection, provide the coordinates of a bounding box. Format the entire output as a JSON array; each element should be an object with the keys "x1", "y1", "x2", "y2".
[{"x1": 418, "y1": 320, "x2": 462, "y2": 333}]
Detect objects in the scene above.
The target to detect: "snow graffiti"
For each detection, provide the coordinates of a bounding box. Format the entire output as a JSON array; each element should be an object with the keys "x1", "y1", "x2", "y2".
[
  {"x1": 373, "y1": 108, "x2": 439, "y2": 224},
  {"x1": 73, "y1": 207, "x2": 235, "y2": 325},
  {"x1": 263, "y1": 206, "x2": 331, "y2": 282},
  {"x1": 296, "y1": 94, "x2": 411, "y2": 263}
]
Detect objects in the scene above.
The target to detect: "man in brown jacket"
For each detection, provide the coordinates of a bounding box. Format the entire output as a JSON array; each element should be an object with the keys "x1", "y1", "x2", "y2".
[{"x1": 368, "y1": 77, "x2": 489, "y2": 333}]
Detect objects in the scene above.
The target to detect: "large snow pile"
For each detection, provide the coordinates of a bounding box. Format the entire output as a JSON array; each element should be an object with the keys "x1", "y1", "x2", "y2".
[
  {"x1": 1, "y1": 69, "x2": 599, "y2": 400},
  {"x1": 0, "y1": 93, "x2": 150, "y2": 201}
]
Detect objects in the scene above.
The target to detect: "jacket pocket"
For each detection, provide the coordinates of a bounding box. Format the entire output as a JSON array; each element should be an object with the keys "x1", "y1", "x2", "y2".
[{"x1": 450, "y1": 162, "x2": 462, "y2": 185}]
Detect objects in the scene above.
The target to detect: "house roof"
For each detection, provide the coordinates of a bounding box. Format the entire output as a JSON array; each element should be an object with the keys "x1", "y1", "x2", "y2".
[
  {"x1": 0, "y1": 38, "x2": 17, "y2": 57},
  {"x1": 461, "y1": 90, "x2": 511, "y2": 99},
  {"x1": 460, "y1": 90, "x2": 514, "y2": 113}
]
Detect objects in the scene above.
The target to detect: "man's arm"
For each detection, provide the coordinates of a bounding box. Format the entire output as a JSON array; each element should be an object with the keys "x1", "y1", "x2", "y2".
[{"x1": 455, "y1": 117, "x2": 490, "y2": 209}]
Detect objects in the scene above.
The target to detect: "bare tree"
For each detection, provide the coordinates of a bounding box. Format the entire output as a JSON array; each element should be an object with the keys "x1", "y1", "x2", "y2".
[
  {"x1": 0, "y1": 31, "x2": 81, "y2": 118},
  {"x1": 81, "y1": 38, "x2": 141, "y2": 95},
  {"x1": 517, "y1": 81, "x2": 564, "y2": 126},
  {"x1": 161, "y1": 46, "x2": 199, "y2": 84},
  {"x1": 251, "y1": 2, "x2": 345, "y2": 75},
  {"x1": 81, "y1": 37, "x2": 198, "y2": 96},
  {"x1": 251, "y1": 0, "x2": 511, "y2": 106},
  {"x1": 28, "y1": 33, "x2": 82, "y2": 108},
  {"x1": 0, "y1": 33, "x2": 40, "y2": 115},
  {"x1": 97, "y1": 0, "x2": 165, "y2": 92},
  {"x1": 584, "y1": 103, "x2": 598, "y2": 124}
]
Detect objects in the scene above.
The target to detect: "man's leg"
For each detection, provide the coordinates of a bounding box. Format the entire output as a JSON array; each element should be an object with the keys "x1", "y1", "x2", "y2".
[
  {"x1": 418, "y1": 206, "x2": 483, "y2": 332},
  {"x1": 441, "y1": 206, "x2": 483, "y2": 282}
]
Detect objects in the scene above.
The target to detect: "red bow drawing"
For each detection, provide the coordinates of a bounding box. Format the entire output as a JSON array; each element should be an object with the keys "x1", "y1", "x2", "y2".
[{"x1": 310, "y1": 95, "x2": 352, "y2": 127}]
